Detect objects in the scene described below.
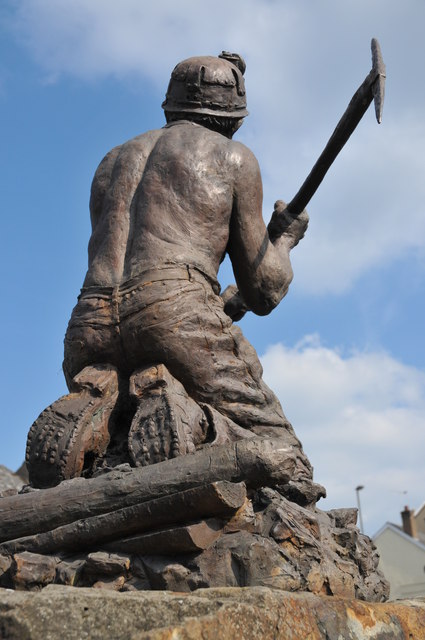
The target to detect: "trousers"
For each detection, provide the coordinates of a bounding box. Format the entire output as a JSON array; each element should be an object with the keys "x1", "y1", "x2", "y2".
[{"x1": 63, "y1": 264, "x2": 310, "y2": 473}]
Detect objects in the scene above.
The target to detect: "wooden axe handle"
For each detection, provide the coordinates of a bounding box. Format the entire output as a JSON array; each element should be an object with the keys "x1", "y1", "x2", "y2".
[
  {"x1": 287, "y1": 38, "x2": 385, "y2": 216},
  {"x1": 224, "y1": 40, "x2": 385, "y2": 321}
]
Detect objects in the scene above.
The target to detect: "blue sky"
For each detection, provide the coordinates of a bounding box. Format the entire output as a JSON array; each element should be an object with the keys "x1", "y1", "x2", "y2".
[{"x1": 1, "y1": 0, "x2": 424, "y2": 536}]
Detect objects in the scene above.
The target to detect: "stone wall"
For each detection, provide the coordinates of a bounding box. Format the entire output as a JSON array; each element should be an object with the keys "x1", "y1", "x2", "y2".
[{"x1": 0, "y1": 585, "x2": 424, "y2": 639}]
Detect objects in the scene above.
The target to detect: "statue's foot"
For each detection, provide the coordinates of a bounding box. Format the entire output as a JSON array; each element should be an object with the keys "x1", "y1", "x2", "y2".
[
  {"x1": 128, "y1": 364, "x2": 208, "y2": 467},
  {"x1": 26, "y1": 364, "x2": 120, "y2": 488}
]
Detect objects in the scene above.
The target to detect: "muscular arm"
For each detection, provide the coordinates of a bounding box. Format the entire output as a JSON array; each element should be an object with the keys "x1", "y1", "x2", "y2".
[{"x1": 227, "y1": 144, "x2": 295, "y2": 316}]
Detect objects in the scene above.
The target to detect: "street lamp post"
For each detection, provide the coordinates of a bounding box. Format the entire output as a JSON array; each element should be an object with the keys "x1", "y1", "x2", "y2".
[{"x1": 355, "y1": 485, "x2": 364, "y2": 533}]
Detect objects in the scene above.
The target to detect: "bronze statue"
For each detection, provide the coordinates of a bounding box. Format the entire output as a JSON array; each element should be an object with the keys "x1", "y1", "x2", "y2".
[
  {"x1": 26, "y1": 52, "x2": 313, "y2": 491},
  {"x1": 0, "y1": 46, "x2": 389, "y2": 598}
]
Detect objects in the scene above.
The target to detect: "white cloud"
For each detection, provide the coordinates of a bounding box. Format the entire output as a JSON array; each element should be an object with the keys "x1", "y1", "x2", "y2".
[
  {"x1": 7, "y1": 0, "x2": 291, "y2": 82},
  {"x1": 260, "y1": 336, "x2": 425, "y2": 535},
  {"x1": 4, "y1": 1, "x2": 416, "y2": 90},
  {"x1": 286, "y1": 116, "x2": 425, "y2": 294}
]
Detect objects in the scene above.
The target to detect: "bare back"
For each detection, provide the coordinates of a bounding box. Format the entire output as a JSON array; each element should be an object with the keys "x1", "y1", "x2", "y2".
[
  {"x1": 85, "y1": 122, "x2": 239, "y2": 287},
  {"x1": 83, "y1": 120, "x2": 291, "y2": 316},
  {"x1": 124, "y1": 121, "x2": 239, "y2": 282}
]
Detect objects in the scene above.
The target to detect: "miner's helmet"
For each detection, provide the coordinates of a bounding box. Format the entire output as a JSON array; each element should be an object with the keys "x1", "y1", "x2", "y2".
[{"x1": 162, "y1": 52, "x2": 248, "y2": 118}]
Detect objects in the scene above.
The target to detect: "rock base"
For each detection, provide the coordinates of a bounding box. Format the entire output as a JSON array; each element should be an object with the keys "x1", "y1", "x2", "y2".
[
  {"x1": 0, "y1": 585, "x2": 423, "y2": 640},
  {"x1": 0, "y1": 487, "x2": 388, "y2": 601}
]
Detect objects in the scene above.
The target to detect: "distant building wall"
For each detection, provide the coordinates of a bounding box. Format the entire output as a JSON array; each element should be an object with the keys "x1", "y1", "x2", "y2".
[
  {"x1": 415, "y1": 503, "x2": 425, "y2": 538},
  {"x1": 374, "y1": 524, "x2": 425, "y2": 600}
]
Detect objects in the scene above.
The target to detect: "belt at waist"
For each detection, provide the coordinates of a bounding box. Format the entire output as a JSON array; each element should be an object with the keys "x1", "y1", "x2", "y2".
[{"x1": 78, "y1": 264, "x2": 221, "y2": 300}]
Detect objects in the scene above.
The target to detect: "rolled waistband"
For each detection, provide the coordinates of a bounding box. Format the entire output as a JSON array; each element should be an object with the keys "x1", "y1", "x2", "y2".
[{"x1": 79, "y1": 264, "x2": 221, "y2": 300}]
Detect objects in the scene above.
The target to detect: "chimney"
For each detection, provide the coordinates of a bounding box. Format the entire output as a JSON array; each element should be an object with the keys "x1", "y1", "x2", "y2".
[{"x1": 401, "y1": 505, "x2": 417, "y2": 538}]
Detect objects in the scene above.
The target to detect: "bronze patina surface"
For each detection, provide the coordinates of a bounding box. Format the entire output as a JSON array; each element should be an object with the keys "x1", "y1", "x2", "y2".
[{"x1": 0, "y1": 49, "x2": 389, "y2": 599}]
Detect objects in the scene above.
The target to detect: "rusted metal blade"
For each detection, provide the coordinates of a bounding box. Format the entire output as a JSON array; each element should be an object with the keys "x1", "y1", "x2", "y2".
[{"x1": 371, "y1": 38, "x2": 386, "y2": 124}]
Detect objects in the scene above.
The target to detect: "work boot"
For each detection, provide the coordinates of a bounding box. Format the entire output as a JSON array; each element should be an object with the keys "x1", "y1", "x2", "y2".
[
  {"x1": 26, "y1": 364, "x2": 120, "y2": 488},
  {"x1": 128, "y1": 364, "x2": 209, "y2": 467}
]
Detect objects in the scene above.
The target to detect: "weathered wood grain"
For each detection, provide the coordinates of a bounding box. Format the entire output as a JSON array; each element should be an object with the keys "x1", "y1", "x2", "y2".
[
  {"x1": 0, "y1": 438, "x2": 295, "y2": 543},
  {"x1": 102, "y1": 519, "x2": 223, "y2": 555},
  {"x1": 0, "y1": 481, "x2": 246, "y2": 554}
]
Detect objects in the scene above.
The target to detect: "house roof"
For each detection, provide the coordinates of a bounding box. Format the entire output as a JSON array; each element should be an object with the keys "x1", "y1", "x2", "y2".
[
  {"x1": 373, "y1": 522, "x2": 425, "y2": 553},
  {"x1": 414, "y1": 501, "x2": 425, "y2": 518}
]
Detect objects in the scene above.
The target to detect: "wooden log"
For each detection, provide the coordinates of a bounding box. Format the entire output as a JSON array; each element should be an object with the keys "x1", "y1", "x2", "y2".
[
  {"x1": 0, "y1": 481, "x2": 246, "y2": 555},
  {"x1": 0, "y1": 437, "x2": 295, "y2": 543},
  {"x1": 102, "y1": 519, "x2": 223, "y2": 555}
]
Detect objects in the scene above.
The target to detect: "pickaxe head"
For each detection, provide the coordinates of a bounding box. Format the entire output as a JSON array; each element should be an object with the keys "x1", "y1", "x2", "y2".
[{"x1": 371, "y1": 38, "x2": 386, "y2": 124}]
